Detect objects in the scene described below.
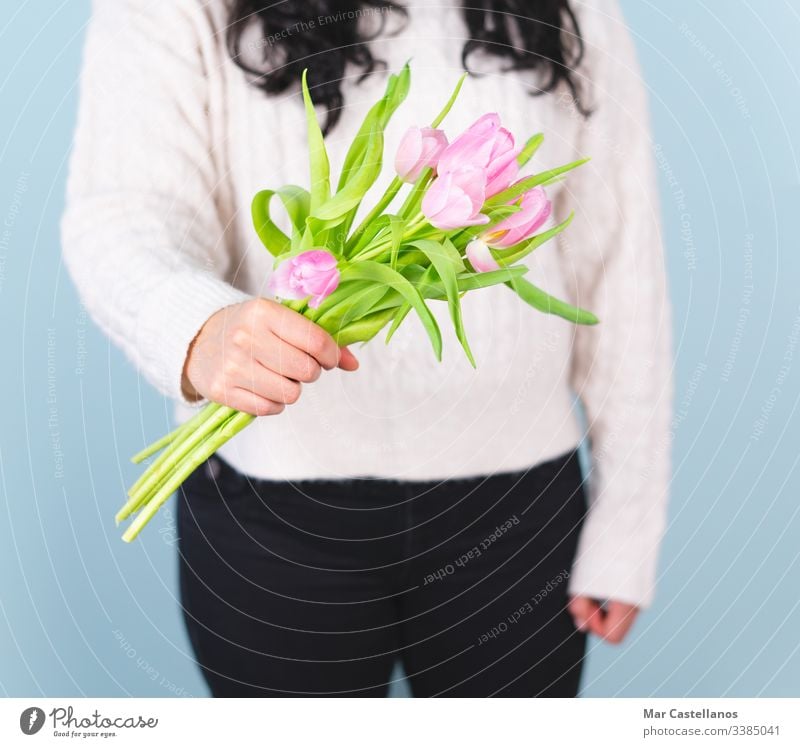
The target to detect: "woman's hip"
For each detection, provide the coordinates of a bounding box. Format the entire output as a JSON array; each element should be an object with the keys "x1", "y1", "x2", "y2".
[
  {"x1": 175, "y1": 448, "x2": 588, "y2": 585},
  {"x1": 175, "y1": 448, "x2": 588, "y2": 696}
]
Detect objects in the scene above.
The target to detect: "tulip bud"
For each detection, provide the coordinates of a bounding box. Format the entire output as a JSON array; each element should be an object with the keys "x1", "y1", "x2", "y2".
[
  {"x1": 421, "y1": 166, "x2": 491, "y2": 231},
  {"x1": 268, "y1": 249, "x2": 340, "y2": 308},
  {"x1": 465, "y1": 238, "x2": 500, "y2": 273},
  {"x1": 394, "y1": 126, "x2": 449, "y2": 183},
  {"x1": 437, "y1": 113, "x2": 521, "y2": 198},
  {"x1": 484, "y1": 187, "x2": 552, "y2": 248}
]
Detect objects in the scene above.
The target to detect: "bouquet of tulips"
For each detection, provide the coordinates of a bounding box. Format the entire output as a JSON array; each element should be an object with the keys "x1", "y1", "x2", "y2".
[{"x1": 116, "y1": 63, "x2": 596, "y2": 542}]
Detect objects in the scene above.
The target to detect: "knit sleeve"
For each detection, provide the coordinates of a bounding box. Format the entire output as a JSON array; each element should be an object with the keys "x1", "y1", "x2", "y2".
[
  {"x1": 557, "y1": 0, "x2": 674, "y2": 608},
  {"x1": 60, "y1": 0, "x2": 251, "y2": 405}
]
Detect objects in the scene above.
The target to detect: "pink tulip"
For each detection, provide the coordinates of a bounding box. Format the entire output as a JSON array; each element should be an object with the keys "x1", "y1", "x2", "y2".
[
  {"x1": 482, "y1": 187, "x2": 552, "y2": 248},
  {"x1": 268, "y1": 249, "x2": 340, "y2": 308},
  {"x1": 395, "y1": 126, "x2": 448, "y2": 183},
  {"x1": 465, "y1": 188, "x2": 553, "y2": 272},
  {"x1": 465, "y1": 239, "x2": 500, "y2": 273},
  {"x1": 421, "y1": 166, "x2": 491, "y2": 231},
  {"x1": 437, "y1": 113, "x2": 521, "y2": 197}
]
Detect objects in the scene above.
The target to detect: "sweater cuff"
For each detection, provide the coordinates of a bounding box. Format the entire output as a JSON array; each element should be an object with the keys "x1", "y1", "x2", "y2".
[
  {"x1": 567, "y1": 512, "x2": 663, "y2": 609},
  {"x1": 136, "y1": 268, "x2": 252, "y2": 405},
  {"x1": 568, "y1": 548, "x2": 658, "y2": 610}
]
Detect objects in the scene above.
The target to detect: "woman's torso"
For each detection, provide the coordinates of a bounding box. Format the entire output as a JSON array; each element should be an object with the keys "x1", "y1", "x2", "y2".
[{"x1": 180, "y1": 0, "x2": 586, "y2": 480}]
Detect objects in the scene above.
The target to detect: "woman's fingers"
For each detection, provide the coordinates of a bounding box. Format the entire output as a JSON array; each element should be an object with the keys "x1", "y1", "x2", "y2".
[
  {"x1": 248, "y1": 333, "x2": 359, "y2": 384},
  {"x1": 206, "y1": 348, "x2": 301, "y2": 413},
  {"x1": 232, "y1": 357, "x2": 302, "y2": 405},
  {"x1": 183, "y1": 298, "x2": 360, "y2": 413},
  {"x1": 338, "y1": 345, "x2": 360, "y2": 371},
  {"x1": 225, "y1": 388, "x2": 286, "y2": 418},
  {"x1": 598, "y1": 601, "x2": 638, "y2": 644},
  {"x1": 568, "y1": 596, "x2": 639, "y2": 644},
  {"x1": 567, "y1": 596, "x2": 605, "y2": 637},
  {"x1": 266, "y1": 302, "x2": 342, "y2": 370},
  {"x1": 248, "y1": 331, "x2": 322, "y2": 383}
]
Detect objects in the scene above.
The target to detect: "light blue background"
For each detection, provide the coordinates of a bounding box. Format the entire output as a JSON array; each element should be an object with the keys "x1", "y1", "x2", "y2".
[{"x1": 1, "y1": 1, "x2": 798, "y2": 698}]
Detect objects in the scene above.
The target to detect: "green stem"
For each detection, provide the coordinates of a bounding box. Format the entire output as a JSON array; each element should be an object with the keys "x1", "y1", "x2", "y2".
[
  {"x1": 346, "y1": 176, "x2": 404, "y2": 254},
  {"x1": 124, "y1": 403, "x2": 221, "y2": 504},
  {"x1": 117, "y1": 405, "x2": 235, "y2": 523},
  {"x1": 397, "y1": 172, "x2": 432, "y2": 220},
  {"x1": 345, "y1": 218, "x2": 388, "y2": 259},
  {"x1": 350, "y1": 215, "x2": 435, "y2": 263},
  {"x1": 430, "y1": 72, "x2": 468, "y2": 128},
  {"x1": 403, "y1": 213, "x2": 428, "y2": 234},
  {"x1": 334, "y1": 308, "x2": 398, "y2": 346},
  {"x1": 131, "y1": 420, "x2": 189, "y2": 464},
  {"x1": 122, "y1": 412, "x2": 255, "y2": 542},
  {"x1": 120, "y1": 408, "x2": 241, "y2": 524}
]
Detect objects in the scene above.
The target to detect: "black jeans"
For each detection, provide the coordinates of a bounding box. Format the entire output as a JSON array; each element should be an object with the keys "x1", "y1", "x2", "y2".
[{"x1": 177, "y1": 449, "x2": 588, "y2": 697}]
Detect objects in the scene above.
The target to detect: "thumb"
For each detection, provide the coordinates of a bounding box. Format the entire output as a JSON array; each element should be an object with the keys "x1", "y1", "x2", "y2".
[{"x1": 337, "y1": 345, "x2": 360, "y2": 371}]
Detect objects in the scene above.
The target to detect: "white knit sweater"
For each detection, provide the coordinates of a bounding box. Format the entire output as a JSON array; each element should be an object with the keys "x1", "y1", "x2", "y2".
[{"x1": 61, "y1": 0, "x2": 673, "y2": 608}]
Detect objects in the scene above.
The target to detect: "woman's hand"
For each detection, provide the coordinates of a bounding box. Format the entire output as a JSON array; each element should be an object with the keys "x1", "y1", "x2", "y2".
[
  {"x1": 568, "y1": 596, "x2": 639, "y2": 644},
  {"x1": 181, "y1": 298, "x2": 359, "y2": 415}
]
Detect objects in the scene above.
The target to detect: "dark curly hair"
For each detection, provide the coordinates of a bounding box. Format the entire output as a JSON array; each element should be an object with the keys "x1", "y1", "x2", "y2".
[{"x1": 226, "y1": 1, "x2": 587, "y2": 134}]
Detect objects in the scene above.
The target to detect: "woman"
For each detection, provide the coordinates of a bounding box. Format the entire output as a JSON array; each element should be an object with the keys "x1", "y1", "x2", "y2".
[{"x1": 62, "y1": 0, "x2": 673, "y2": 696}]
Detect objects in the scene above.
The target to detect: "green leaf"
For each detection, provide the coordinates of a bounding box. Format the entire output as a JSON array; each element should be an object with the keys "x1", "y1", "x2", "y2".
[
  {"x1": 367, "y1": 265, "x2": 432, "y2": 312},
  {"x1": 311, "y1": 119, "x2": 384, "y2": 222},
  {"x1": 410, "y1": 237, "x2": 465, "y2": 272},
  {"x1": 385, "y1": 303, "x2": 413, "y2": 344},
  {"x1": 334, "y1": 65, "x2": 411, "y2": 242},
  {"x1": 455, "y1": 265, "x2": 528, "y2": 292},
  {"x1": 394, "y1": 248, "x2": 430, "y2": 268},
  {"x1": 496, "y1": 212, "x2": 574, "y2": 265},
  {"x1": 517, "y1": 133, "x2": 544, "y2": 167},
  {"x1": 484, "y1": 204, "x2": 522, "y2": 223},
  {"x1": 305, "y1": 279, "x2": 373, "y2": 322},
  {"x1": 366, "y1": 264, "x2": 530, "y2": 312},
  {"x1": 390, "y1": 62, "x2": 412, "y2": 119},
  {"x1": 373, "y1": 62, "x2": 410, "y2": 132},
  {"x1": 322, "y1": 222, "x2": 347, "y2": 256},
  {"x1": 315, "y1": 284, "x2": 389, "y2": 335},
  {"x1": 340, "y1": 103, "x2": 382, "y2": 186},
  {"x1": 384, "y1": 265, "x2": 436, "y2": 344},
  {"x1": 251, "y1": 186, "x2": 312, "y2": 258},
  {"x1": 507, "y1": 275, "x2": 598, "y2": 325},
  {"x1": 388, "y1": 215, "x2": 406, "y2": 270},
  {"x1": 301, "y1": 69, "x2": 331, "y2": 211},
  {"x1": 485, "y1": 158, "x2": 589, "y2": 207},
  {"x1": 347, "y1": 213, "x2": 392, "y2": 257},
  {"x1": 335, "y1": 307, "x2": 397, "y2": 346},
  {"x1": 251, "y1": 190, "x2": 290, "y2": 257},
  {"x1": 338, "y1": 102, "x2": 383, "y2": 192},
  {"x1": 314, "y1": 67, "x2": 411, "y2": 238},
  {"x1": 340, "y1": 260, "x2": 442, "y2": 359},
  {"x1": 430, "y1": 71, "x2": 468, "y2": 128},
  {"x1": 276, "y1": 185, "x2": 311, "y2": 233},
  {"x1": 298, "y1": 223, "x2": 316, "y2": 253},
  {"x1": 448, "y1": 204, "x2": 521, "y2": 250},
  {"x1": 337, "y1": 62, "x2": 410, "y2": 192},
  {"x1": 410, "y1": 239, "x2": 473, "y2": 365},
  {"x1": 396, "y1": 168, "x2": 433, "y2": 220},
  {"x1": 398, "y1": 263, "x2": 428, "y2": 282}
]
